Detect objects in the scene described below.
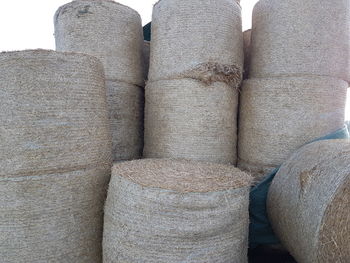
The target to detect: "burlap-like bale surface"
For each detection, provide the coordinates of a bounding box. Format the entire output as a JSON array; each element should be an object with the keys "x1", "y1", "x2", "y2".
[
  {"x1": 143, "y1": 79, "x2": 238, "y2": 164},
  {"x1": 250, "y1": 0, "x2": 350, "y2": 82},
  {"x1": 243, "y1": 29, "x2": 251, "y2": 80},
  {"x1": 238, "y1": 76, "x2": 347, "y2": 180},
  {"x1": 0, "y1": 50, "x2": 112, "y2": 262},
  {"x1": 143, "y1": 40, "x2": 150, "y2": 80},
  {"x1": 267, "y1": 140, "x2": 350, "y2": 263},
  {"x1": 148, "y1": 0, "x2": 243, "y2": 88},
  {"x1": 106, "y1": 80, "x2": 143, "y2": 161},
  {"x1": 103, "y1": 159, "x2": 252, "y2": 262},
  {"x1": 54, "y1": 0, "x2": 144, "y2": 86}
]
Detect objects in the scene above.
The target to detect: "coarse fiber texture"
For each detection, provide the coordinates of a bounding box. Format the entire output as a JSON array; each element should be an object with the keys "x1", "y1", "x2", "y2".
[
  {"x1": 143, "y1": 41, "x2": 150, "y2": 80},
  {"x1": 106, "y1": 80, "x2": 143, "y2": 161},
  {"x1": 250, "y1": 0, "x2": 350, "y2": 82},
  {"x1": 149, "y1": 0, "x2": 243, "y2": 88},
  {"x1": 267, "y1": 140, "x2": 350, "y2": 263},
  {"x1": 103, "y1": 159, "x2": 252, "y2": 263},
  {"x1": 55, "y1": 0, "x2": 144, "y2": 85},
  {"x1": 243, "y1": 29, "x2": 251, "y2": 80},
  {"x1": 0, "y1": 50, "x2": 112, "y2": 262},
  {"x1": 0, "y1": 168, "x2": 110, "y2": 263},
  {"x1": 143, "y1": 79, "x2": 238, "y2": 165},
  {"x1": 238, "y1": 76, "x2": 347, "y2": 180},
  {"x1": 0, "y1": 49, "x2": 112, "y2": 177}
]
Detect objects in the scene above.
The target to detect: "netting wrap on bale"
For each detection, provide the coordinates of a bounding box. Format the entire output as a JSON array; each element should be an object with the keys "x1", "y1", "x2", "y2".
[
  {"x1": 143, "y1": 79, "x2": 238, "y2": 164},
  {"x1": 54, "y1": 0, "x2": 145, "y2": 86},
  {"x1": 267, "y1": 140, "x2": 350, "y2": 263},
  {"x1": 106, "y1": 80, "x2": 144, "y2": 161},
  {"x1": 103, "y1": 159, "x2": 252, "y2": 263},
  {"x1": 249, "y1": 0, "x2": 350, "y2": 82},
  {"x1": 148, "y1": 0, "x2": 243, "y2": 88},
  {"x1": 0, "y1": 50, "x2": 112, "y2": 263},
  {"x1": 238, "y1": 76, "x2": 347, "y2": 180}
]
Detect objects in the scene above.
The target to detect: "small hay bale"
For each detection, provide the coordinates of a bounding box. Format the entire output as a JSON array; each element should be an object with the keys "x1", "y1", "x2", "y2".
[
  {"x1": 143, "y1": 78, "x2": 238, "y2": 164},
  {"x1": 0, "y1": 50, "x2": 112, "y2": 262},
  {"x1": 267, "y1": 139, "x2": 350, "y2": 263},
  {"x1": 103, "y1": 159, "x2": 252, "y2": 263},
  {"x1": 238, "y1": 76, "x2": 347, "y2": 180},
  {"x1": 249, "y1": 0, "x2": 350, "y2": 83},
  {"x1": 148, "y1": 0, "x2": 243, "y2": 88},
  {"x1": 54, "y1": 0, "x2": 144, "y2": 86},
  {"x1": 106, "y1": 80, "x2": 144, "y2": 161}
]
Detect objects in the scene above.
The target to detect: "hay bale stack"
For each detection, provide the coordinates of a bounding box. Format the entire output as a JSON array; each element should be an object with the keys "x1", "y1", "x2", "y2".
[
  {"x1": 148, "y1": 0, "x2": 243, "y2": 88},
  {"x1": 249, "y1": 0, "x2": 350, "y2": 82},
  {"x1": 267, "y1": 140, "x2": 350, "y2": 263},
  {"x1": 0, "y1": 50, "x2": 112, "y2": 262},
  {"x1": 238, "y1": 76, "x2": 347, "y2": 180},
  {"x1": 143, "y1": 79, "x2": 238, "y2": 164},
  {"x1": 103, "y1": 159, "x2": 252, "y2": 263},
  {"x1": 55, "y1": 0, "x2": 144, "y2": 161}
]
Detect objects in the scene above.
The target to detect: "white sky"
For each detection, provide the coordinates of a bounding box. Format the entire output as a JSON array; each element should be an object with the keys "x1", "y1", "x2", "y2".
[{"x1": 0, "y1": 0, "x2": 348, "y2": 120}]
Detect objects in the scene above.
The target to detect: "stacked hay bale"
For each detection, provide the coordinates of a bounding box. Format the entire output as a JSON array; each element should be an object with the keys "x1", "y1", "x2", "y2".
[
  {"x1": 103, "y1": 159, "x2": 252, "y2": 262},
  {"x1": 267, "y1": 140, "x2": 350, "y2": 263},
  {"x1": 0, "y1": 50, "x2": 112, "y2": 262},
  {"x1": 143, "y1": 0, "x2": 243, "y2": 164},
  {"x1": 238, "y1": 0, "x2": 349, "y2": 180},
  {"x1": 54, "y1": 0, "x2": 145, "y2": 161}
]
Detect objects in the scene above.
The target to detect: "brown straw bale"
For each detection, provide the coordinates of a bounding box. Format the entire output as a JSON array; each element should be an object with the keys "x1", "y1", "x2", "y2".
[{"x1": 267, "y1": 139, "x2": 350, "y2": 263}]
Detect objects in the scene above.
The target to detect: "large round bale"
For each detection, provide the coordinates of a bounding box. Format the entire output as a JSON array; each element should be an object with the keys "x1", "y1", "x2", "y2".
[
  {"x1": 267, "y1": 140, "x2": 350, "y2": 263},
  {"x1": 54, "y1": 0, "x2": 144, "y2": 86},
  {"x1": 0, "y1": 50, "x2": 112, "y2": 263},
  {"x1": 143, "y1": 78, "x2": 238, "y2": 164},
  {"x1": 103, "y1": 159, "x2": 252, "y2": 263},
  {"x1": 238, "y1": 76, "x2": 347, "y2": 180},
  {"x1": 106, "y1": 80, "x2": 143, "y2": 161},
  {"x1": 148, "y1": 0, "x2": 243, "y2": 88},
  {"x1": 249, "y1": 0, "x2": 350, "y2": 82}
]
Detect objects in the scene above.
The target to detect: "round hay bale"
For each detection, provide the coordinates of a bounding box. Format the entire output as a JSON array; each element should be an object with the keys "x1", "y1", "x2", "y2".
[
  {"x1": 143, "y1": 40, "x2": 150, "y2": 80},
  {"x1": 106, "y1": 80, "x2": 143, "y2": 161},
  {"x1": 243, "y1": 29, "x2": 251, "y2": 80},
  {"x1": 0, "y1": 50, "x2": 112, "y2": 262},
  {"x1": 54, "y1": 0, "x2": 144, "y2": 86},
  {"x1": 103, "y1": 159, "x2": 252, "y2": 263},
  {"x1": 267, "y1": 139, "x2": 350, "y2": 263},
  {"x1": 238, "y1": 76, "x2": 347, "y2": 180},
  {"x1": 249, "y1": 0, "x2": 350, "y2": 83},
  {"x1": 143, "y1": 79, "x2": 238, "y2": 164},
  {"x1": 148, "y1": 0, "x2": 243, "y2": 88}
]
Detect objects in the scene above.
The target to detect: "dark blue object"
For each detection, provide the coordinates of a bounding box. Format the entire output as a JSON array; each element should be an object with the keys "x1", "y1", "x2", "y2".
[{"x1": 143, "y1": 22, "x2": 151, "y2": 41}]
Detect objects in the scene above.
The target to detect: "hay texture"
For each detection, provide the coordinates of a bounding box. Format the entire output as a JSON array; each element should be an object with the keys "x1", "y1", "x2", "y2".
[
  {"x1": 103, "y1": 159, "x2": 252, "y2": 263},
  {"x1": 0, "y1": 50, "x2": 112, "y2": 262},
  {"x1": 143, "y1": 40, "x2": 150, "y2": 80},
  {"x1": 238, "y1": 76, "x2": 347, "y2": 180},
  {"x1": 143, "y1": 79, "x2": 238, "y2": 164},
  {"x1": 249, "y1": 0, "x2": 350, "y2": 83},
  {"x1": 54, "y1": 0, "x2": 144, "y2": 86},
  {"x1": 267, "y1": 139, "x2": 350, "y2": 263},
  {"x1": 243, "y1": 29, "x2": 251, "y2": 79},
  {"x1": 106, "y1": 80, "x2": 143, "y2": 161},
  {"x1": 148, "y1": 0, "x2": 243, "y2": 88}
]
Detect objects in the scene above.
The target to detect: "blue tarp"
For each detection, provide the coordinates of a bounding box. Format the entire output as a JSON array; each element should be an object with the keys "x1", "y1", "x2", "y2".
[{"x1": 249, "y1": 125, "x2": 350, "y2": 248}]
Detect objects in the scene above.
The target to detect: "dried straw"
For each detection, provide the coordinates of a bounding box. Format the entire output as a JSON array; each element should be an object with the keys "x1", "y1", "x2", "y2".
[
  {"x1": 0, "y1": 50, "x2": 112, "y2": 262},
  {"x1": 267, "y1": 139, "x2": 350, "y2": 263},
  {"x1": 103, "y1": 159, "x2": 252, "y2": 262},
  {"x1": 249, "y1": 0, "x2": 350, "y2": 83},
  {"x1": 148, "y1": 0, "x2": 243, "y2": 88},
  {"x1": 143, "y1": 79, "x2": 238, "y2": 165},
  {"x1": 54, "y1": 0, "x2": 144, "y2": 86},
  {"x1": 238, "y1": 76, "x2": 347, "y2": 180}
]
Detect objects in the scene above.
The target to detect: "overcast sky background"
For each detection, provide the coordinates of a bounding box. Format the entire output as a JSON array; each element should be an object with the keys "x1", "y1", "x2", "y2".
[{"x1": 0, "y1": 0, "x2": 348, "y2": 120}]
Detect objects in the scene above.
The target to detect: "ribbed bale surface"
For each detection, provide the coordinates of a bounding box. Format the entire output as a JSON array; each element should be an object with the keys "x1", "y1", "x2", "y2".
[
  {"x1": 243, "y1": 29, "x2": 251, "y2": 79},
  {"x1": 143, "y1": 79, "x2": 238, "y2": 164},
  {"x1": 0, "y1": 50, "x2": 112, "y2": 263},
  {"x1": 249, "y1": 0, "x2": 350, "y2": 82},
  {"x1": 54, "y1": 0, "x2": 144, "y2": 86},
  {"x1": 103, "y1": 159, "x2": 252, "y2": 263},
  {"x1": 106, "y1": 80, "x2": 143, "y2": 161},
  {"x1": 267, "y1": 140, "x2": 350, "y2": 263},
  {"x1": 238, "y1": 76, "x2": 347, "y2": 179},
  {"x1": 143, "y1": 41, "x2": 150, "y2": 80},
  {"x1": 148, "y1": 0, "x2": 243, "y2": 88}
]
